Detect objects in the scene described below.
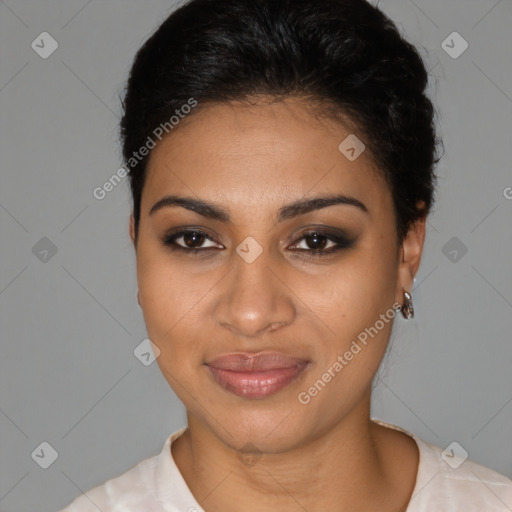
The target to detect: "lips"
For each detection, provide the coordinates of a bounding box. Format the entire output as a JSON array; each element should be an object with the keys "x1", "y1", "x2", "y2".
[{"x1": 205, "y1": 352, "x2": 310, "y2": 399}]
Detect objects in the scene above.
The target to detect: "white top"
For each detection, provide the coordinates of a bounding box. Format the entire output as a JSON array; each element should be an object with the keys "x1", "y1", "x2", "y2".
[{"x1": 59, "y1": 419, "x2": 512, "y2": 511}]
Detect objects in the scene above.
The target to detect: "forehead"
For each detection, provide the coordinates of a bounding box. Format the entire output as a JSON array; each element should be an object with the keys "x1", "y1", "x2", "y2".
[{"x1": 142, "y1": 98, "x2": 392, "y2": 219}]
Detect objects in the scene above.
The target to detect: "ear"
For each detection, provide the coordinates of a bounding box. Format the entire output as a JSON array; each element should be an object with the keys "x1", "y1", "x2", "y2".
[
  {"x1": 395, "y1": 215, "x2": 426, "y2": 305},
  {"x1": 129, "y1": 214, "x2": 136, "y2": 247}
]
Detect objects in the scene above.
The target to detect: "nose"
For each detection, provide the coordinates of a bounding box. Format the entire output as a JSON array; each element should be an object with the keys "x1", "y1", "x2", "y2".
[{"x1": 213, "y1": 248, "x2": 296, "y2": 338}]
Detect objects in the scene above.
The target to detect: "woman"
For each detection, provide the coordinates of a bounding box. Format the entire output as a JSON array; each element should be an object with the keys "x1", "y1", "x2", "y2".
[{"x1": 59, "y1": 0, "x2": 512, "y2": 510}]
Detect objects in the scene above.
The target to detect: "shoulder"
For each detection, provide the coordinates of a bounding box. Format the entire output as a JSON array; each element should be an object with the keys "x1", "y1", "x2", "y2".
[
  {"x1": 410, "y1": 437, "x2": 512, "y2": 511},
  {"x1": 58, "y1": 430, "x2": 183, "y2": 512},
  {"x1": 58, "y1": 452, "x2": 160, "y2": 512},
  {"x1": 372, "y1": 418, "x2": 512, "y2": 511}
]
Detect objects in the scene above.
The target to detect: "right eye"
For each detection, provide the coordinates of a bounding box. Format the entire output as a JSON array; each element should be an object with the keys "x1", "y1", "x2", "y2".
[{"x1": 161, "y1": 229, "x2": 223, "y2": 253}]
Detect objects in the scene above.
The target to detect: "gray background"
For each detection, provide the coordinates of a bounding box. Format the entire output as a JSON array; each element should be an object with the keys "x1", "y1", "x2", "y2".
[{"x1": 1, "y1": 0, "x2": 511, "y2": 510}]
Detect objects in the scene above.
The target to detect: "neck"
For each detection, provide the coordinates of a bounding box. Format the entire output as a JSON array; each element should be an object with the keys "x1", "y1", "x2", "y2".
[{"x1": 172, "y1": 393, "x2": 418, "y2": 512}]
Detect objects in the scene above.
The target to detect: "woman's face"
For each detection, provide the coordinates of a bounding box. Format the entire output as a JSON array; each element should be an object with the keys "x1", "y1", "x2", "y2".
[{"x1": 130, "y1": 97, "x2": 424, "y2": 453}]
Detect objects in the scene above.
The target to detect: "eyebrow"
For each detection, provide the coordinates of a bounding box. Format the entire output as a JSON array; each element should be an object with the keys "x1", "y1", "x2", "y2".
[{"x1": 149, "y1": 193, "x2": 368, "y2": 223}]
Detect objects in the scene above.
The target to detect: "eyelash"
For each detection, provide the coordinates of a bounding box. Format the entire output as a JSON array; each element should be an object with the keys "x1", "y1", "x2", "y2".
[{"x1": 160, "y1": 229, "x2": 354, "y2": 258}]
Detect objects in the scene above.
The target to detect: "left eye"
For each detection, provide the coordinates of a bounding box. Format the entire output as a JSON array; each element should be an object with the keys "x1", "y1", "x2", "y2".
[{"x1": 289, "y1": 231, "x2": 353, "y2": 254}]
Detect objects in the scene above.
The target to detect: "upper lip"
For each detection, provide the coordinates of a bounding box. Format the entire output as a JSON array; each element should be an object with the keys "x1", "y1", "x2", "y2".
[{"x1": 205, "y1": 352, "x2": 309, "y2": 372}]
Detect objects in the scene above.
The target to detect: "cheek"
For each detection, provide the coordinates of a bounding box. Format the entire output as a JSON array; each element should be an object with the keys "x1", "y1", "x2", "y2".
[
  {"x1": 309, "y1": 241, "x2": 398, "y2": 332},
  {"x1": 137, "y1": 242, "x2": 201, "y2": 324},
  {"x1": 136, "y1": 244, "x2": 220, "y2": 385},
  {"x1": 299, "y1": 236, "x2": 399, "y2": 393},
  {"x1": 295, "y1": 271, "x2": 397, "y2": 424},
  {"x1": 136, "y1": 248, "x2": 186, "y2": 350}
]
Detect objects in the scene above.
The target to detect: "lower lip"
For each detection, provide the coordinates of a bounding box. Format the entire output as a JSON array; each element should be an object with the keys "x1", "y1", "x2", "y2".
[{"x1": 206, "y1": 364, "x2": 309, "y2": 399}]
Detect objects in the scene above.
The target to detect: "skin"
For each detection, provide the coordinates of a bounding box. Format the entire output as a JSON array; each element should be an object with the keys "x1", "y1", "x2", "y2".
[{"x1": 129, "y1": 96, "x2": 426, "y2": 512}]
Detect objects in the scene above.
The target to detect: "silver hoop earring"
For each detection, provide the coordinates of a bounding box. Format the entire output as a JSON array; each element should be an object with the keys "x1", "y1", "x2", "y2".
[{"x1": 401, "y1": 291, "x2": 414, "y2": 319}]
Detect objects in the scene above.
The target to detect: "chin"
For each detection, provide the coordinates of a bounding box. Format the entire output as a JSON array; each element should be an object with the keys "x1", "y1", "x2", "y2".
[{"x1": 202, "y1": 404, "x2": 314, "y2": 455}]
